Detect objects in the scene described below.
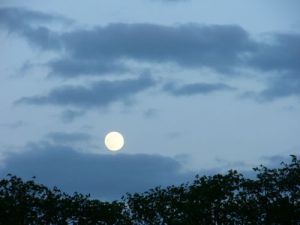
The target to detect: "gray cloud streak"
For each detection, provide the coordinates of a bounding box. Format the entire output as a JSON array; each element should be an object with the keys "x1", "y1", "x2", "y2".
[
  {"x1": 47, "y1": 58, "x2": 128, "y2": 78},
  {"x1": 45, "y1": 132, "x2": 92, "y2": 144},
  {"x1": 16, "y1": 75, "x2": 156, "y2": 109},
  {"x1": 164, "y1": 82, "x2": 236, "y2": 96}
]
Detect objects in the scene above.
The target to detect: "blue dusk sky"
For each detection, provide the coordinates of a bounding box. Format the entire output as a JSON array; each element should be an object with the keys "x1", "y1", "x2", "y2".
[{"x1": 0, "y1": 0, "x2": 299, "y2": 200}]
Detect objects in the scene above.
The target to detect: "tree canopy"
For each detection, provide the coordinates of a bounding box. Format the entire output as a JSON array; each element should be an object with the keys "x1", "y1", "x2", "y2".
[{"x1": 0, "y1": 155, "x2": 299, "y2": 224}]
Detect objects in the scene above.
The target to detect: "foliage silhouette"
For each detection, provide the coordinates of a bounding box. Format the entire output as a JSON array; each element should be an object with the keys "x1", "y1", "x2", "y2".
[
  {"x1": 0, "y1": 175, "x2": 129, "y2": 224},
  {"x1": 0, "y1": 155, "x2": 299, "y2": 224}
]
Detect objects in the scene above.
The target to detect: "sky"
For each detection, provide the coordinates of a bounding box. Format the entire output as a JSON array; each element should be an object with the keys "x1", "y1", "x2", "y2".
[{"x1": 0, "y1": 0, "x2": 299, "y2": 200}]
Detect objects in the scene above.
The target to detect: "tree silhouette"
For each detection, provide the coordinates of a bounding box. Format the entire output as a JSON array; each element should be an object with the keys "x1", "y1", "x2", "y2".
[
  {"x1": 0, "y1": 155, "x2": 299, "y2": 224},
  {"x1": 124, "y1": 155, "x2": 300, "y2": 225},
  {"x1": 0, "y1": 175, "x2": 129, "y2": 224}
]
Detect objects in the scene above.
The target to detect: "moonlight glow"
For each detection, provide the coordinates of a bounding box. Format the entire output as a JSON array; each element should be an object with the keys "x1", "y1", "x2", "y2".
[{"x1": 104, "y1": 131, "x2": 124, "y2": 151}]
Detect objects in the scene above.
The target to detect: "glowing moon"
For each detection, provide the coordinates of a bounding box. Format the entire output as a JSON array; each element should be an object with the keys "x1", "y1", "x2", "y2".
[{"x1": 104, "y1": 131, "x2": 124, "y2": 151}]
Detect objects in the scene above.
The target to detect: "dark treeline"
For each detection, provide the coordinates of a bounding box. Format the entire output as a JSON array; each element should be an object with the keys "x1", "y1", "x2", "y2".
[{"x1": 0, "y1": 155, "x2": 299, "y2": 225}]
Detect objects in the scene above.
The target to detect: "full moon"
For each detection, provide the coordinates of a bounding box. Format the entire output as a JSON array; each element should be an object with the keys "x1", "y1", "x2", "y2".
[{"x1": 104, "y1": 131, "x2": 124, "y2": 151}]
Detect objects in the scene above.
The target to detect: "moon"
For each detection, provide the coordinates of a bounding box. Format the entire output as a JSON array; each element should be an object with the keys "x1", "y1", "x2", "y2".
[{"x1": 104, "y1": 131, "x2": 124, "y2": 151}]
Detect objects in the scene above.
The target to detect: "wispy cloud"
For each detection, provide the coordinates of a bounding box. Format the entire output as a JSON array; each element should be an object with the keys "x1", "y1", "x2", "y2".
[
  {"x1": 163, "y1": 82, "x2": 236, "y2": 96},
  {"x1": 60, "y1": 109, "x2": 85, "y2": 123},
  {"x1": 0, "y1": 120, "x2": 26, "y2": 129}
]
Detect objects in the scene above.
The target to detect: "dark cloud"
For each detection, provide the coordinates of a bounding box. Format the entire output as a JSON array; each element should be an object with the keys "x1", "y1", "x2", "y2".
[
  {"x1": 0, "y1": 7, "x2": 67, "y2": 50},
  {"x1": 242, "y1": 73, "x2": 300, "y2": 102},
  {"x1": 60, "y1": 23, "x2": 255, "y2": 73},
  {"x1": 21, "y1": 26, "x2": 61, "y2": 50},
  {"x1": 16, "y1": 75, "x2": 156, "y2": 109},
  {"x1": 43, "y1": 23, "x2": 254, "y2": 78},
  {"x1": 241, "y1": 33, "x2": 300, "y2": 102},
  {"x1": 249, "y1": 33, "x2": 300, "y2": 74},
  {"x1": 0, "y1": 10, "x2": 256, "y2": 76},
  {"x1": 164, "y1": 82, "x2": 235, "y2": 96},
  {"x1": 51, "y1": 27, "x2": 300, "y2": 102},
  {"x1": 258, "y1": 73, "x2": 300, "y2": 101},
  {"x1": 0, "y1": 7, "x2": 67, "y2": 30},
  {"x1": 2, "y1": 7, "x2": 299, "y2": 101},
  {"x1": 61, "y1": 109, "x2": 85, "y2": 123},
  {"x1": 0, "y1": 142, "x2": 194, "y2": 200},
  {"x1": 1, "y1": 7, "x2": 298, "y2": 77},
  {"x1": 45, "y1": 132, "x2": 92, "y2": 144}
]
